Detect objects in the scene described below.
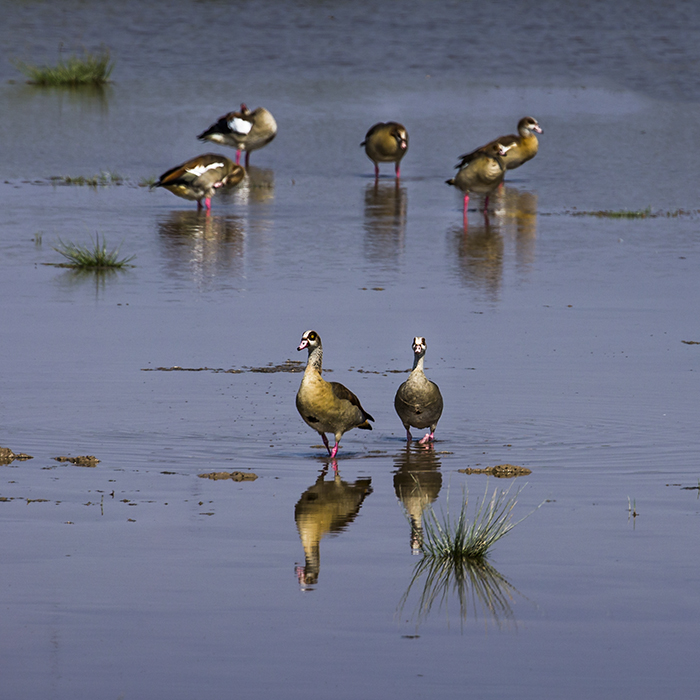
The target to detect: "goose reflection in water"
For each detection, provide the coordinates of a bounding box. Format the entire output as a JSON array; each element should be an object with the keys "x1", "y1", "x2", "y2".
[
  {"x1": 363, "y1": 180, "x2": 407, "y2": 266},
  {"x1": 393, "y1": 444, "x2": 443, "y2": 554},
  {"x1": 219, "y1": 165, "x2": 275, "y2": 206},
  {"x1": 398, "y1": 551, "x2": 522, "y2": 632},
  {"x1": 156, "y1": 211, "x2": 245, "y2": 282},
  {"x1": 294, "y1": 463, "x2": 372, "y2": 588},
  {"x1": 450, "y1": 185, "x2": 538, "y2": 300}
]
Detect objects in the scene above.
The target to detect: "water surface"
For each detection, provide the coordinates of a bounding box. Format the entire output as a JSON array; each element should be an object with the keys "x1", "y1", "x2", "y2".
[{"x1": 1, "y1": 2, "x2": 699, "y2": 699}]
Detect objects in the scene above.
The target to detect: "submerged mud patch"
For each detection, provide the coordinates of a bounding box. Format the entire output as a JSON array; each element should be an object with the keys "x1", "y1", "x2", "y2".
[
  {"x1": 459, "y1": 464, "x2": 532, "y2": 478},
  {"x1": 0, "y1": 447, "x2": 33, "y2": 465},
  {"x1": 198, "y1": 471, "x2": 258, "y2": 481},
  {"x1": 143, "y1": 360, "x2": 305, "y2": 374},
  {"x1": 54, "y1": 455, "x2": 100, "y2": 467}
]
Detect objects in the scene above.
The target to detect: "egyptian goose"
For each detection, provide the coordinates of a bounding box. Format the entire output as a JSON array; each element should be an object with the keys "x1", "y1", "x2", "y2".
[
  {"x1": 361, "y1": 122, "x2": 409, "y2": 179},
  {"x1": 457, "y1": 116, "x2": 543, "y2": 172},
  {"x1": 198, "y1": 104, "x2": 277, "y2": 167},
  {"x1": 446, "y1": 142, "x2": 509, "y2": 222},
  {"x1": 153, "y1": 153, "x2": 244, "y2": 211},
  {"x1": 296, "y1": 330, "x2": 374, "y2": 460},
  {"x1": 394, "y1": 337, "x2": 444, "y2": 444}
]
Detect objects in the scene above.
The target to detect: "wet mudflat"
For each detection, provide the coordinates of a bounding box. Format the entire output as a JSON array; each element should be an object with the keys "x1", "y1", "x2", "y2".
[{"x1": 1, "y1": 1, "x2": 700, "y2": 698}]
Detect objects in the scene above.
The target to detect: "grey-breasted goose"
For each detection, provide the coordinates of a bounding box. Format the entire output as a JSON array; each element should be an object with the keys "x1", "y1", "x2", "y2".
[
  {"x1": 446, "y1": 142, "x2": 509, "y2": 222},
  {"x1": 394, "y1": 337, "x2": 443, "y2": 444},
  {"x1": 296, "y1": 330, "x2": 374, "y2": 460},
  {"x1": 153, "y1": 154, "x2": 244, "y2": 211},
  {"x1": 456, "y1": 117, "x2": 543, "y2": 172},
  {"x1": 198, "y1": 104, "x2": 277, "y2": 167},
  {"x1": 361, "y1": 122, "x2": 409, "y2": 179}
]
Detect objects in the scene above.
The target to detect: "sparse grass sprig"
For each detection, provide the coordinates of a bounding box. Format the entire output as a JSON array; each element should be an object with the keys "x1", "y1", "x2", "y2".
[
  {"x1": 14, "y1": 49, "x2": 113, "y2": 86},
  {"x1": 397, "y1": 481, "x2": 539, "y2": 628},
  {"x1": 571, "y1": 207, "x2": 652, "y2": 219},
  {"x1": 420, "y1": 482, "x2": 528, "y2": 561},
  {"x1": 50, "y1": 172, "x2": 124, "y2": 188},
  {"x1": 53, "y1": 235, "x2": 134, "y2": 269}
]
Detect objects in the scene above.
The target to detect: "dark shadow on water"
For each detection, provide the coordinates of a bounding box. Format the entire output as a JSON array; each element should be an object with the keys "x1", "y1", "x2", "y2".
[
  {"x1": 363, "y1": 179, "x2": 407, "y2": 267},
  {"x1": 393, "y1": 444, "x2": 443, "y2": 554},
  {"x1": 294, "y1": 463, "x2": 372, "y2": 589},
  {"x1": 156, "y1": 210, "x2": 245, "y2": 281}
]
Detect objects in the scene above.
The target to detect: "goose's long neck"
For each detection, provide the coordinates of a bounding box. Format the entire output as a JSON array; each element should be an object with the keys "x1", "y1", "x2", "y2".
[
  {"x1": 412, "y1": 352, "x2": 425, "y2": 373},
  {"x1": 306, "y1": 345, "x2": 323, "y2": 374}
]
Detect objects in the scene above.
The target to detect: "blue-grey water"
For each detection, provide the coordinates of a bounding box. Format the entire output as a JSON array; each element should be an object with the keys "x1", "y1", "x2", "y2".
[{"x1": 1, "y1": 1, "x2": 700, "y2": 698}]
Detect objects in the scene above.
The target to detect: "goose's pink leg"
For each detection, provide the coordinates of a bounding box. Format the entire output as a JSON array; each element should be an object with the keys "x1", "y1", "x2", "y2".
[
  {"x1": 483, "y1": 195, "x2": 490, "y2": 212},
  {"x1": 463, "y1": 193, "x2": 470, "y2": 229},
  {"x1": 419, "y1": 431, "x2": 434, "y2": 445},
  {"x1": 235, "y1": 150, "x2": 242, "y2": 165},
  {"x1": 405, "y1": 428, "x2": 413, "y2": 442},
  {"x1": 374, "y1": 163, "x2": 380, "y2": 180},
  {"x1": 330, "y1": 442, "x2": 340, "y2": 459},
  {"x1": 395, "y1": 162, "x2": 401, "y2": 179},
  {"x1": 204, "y1": 197, "x2": 212, "y2": 212}
]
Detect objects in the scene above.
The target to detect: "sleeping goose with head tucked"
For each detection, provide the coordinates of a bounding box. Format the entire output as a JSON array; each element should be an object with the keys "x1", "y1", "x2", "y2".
[
  {"x1": 153, "y1": 153, "x2": 244, "y2": 211},
  {"x1": 296, "y1": 330, "x2": 374, "y2": 460},
  {"x1": 361, "y1": 122, "x2": 409, "y2": 179},
  {"x1": 198, "y1": 103, "x2": 277, "y2": 167},
  {"x1": 446, "y1": 141, "x2": 510, "y2": 223}
]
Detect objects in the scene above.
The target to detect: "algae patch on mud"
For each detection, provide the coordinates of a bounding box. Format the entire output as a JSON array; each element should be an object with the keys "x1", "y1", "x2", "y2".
[{"x1": 459, "y1": 464, "x2": 532, "y2": 478}]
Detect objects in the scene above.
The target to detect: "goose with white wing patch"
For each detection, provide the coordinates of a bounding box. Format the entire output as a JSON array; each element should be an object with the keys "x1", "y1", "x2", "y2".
[
  {"x1": 198, "y1": 104, "x2": 277, "y2": 167},
  {"x1": 456, "y1": 116, "x2": 543, "y2": 172},
  {"x1": 153, "y1": 153, "x2": 244, "y2": 211}
]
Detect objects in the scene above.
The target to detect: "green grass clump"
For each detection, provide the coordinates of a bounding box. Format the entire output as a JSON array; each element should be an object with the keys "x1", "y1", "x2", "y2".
[
  {"x1": 53, "y1": 235, "x2": 134, "y2": 269},
  {"x1": 50, "y1": 172, "x2": 124, "y2": 187},
  {"x1": 571, "y1": 207, "x2": 652, "y2": 219},
  {"x1": 420, "y1": 482, "x2": 527, "y2": 561},
  {"x1": 397, "y1": 482, "x2": 537, "y2": 628},
  {"x1": 14, "y1": 49, "x2": 113, "y2": 86}
]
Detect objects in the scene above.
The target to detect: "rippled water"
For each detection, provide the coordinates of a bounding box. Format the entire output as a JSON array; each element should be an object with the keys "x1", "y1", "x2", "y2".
[{"x1": 1, "y1": 1, "x2": 700, "y2": 698}]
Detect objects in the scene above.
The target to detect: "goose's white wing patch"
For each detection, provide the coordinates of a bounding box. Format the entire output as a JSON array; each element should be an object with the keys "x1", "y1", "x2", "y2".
[
  {"x1": 228, "y1": 117, "x2": 253, "y2": 135},
  {"x1": 186, "y1": 162, "x2": 225, "y2": 177}
]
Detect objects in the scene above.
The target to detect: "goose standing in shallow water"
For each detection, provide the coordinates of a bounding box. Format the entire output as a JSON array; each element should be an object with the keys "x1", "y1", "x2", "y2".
[
  {"x1": 153, "y1": 154, "x2": 244, "y2": 211},
  {"x1": 446, "y1": 142, "x2": 509, "y2": 224},
  {"x1": 394, "y1": 337, "x2": 444, "y2": 444},
  {"x1": 198, "y1": 104, "x2": 277, "y2": 167},
  {"x1": 361, "y1": 122, "x2": 409, "y2": 179},
  {"x1": 457, "y1": 116, "x2": 543, "y2": 172},
  {"x1": 296, "y1": 330, "x2": 374, "y2": 460}
]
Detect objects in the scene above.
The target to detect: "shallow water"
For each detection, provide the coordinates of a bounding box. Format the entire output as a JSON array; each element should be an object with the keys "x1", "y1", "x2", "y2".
[{"x1": 1, "y1": 1, "x2": 700, "y2": 698}]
